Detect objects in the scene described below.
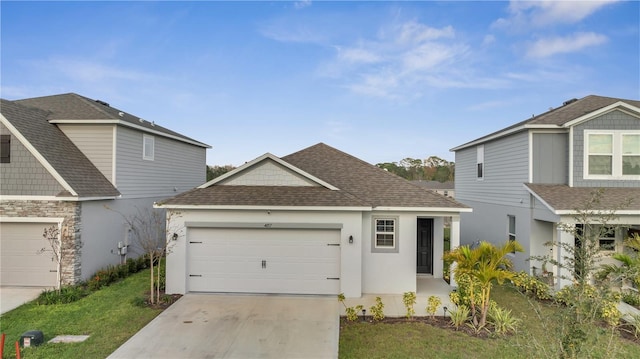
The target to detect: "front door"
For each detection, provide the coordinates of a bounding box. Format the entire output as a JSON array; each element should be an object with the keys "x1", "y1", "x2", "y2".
[{"x1": 417, "y1": 218, "x2": 433, "y2": 274}]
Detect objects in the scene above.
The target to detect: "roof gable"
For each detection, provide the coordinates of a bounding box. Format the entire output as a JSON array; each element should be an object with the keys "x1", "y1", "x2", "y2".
[
  {"x1": 199, "y1": 153, "x2": 338, "y2": 190},
  {"x1": 0, "y1": 99, "x2": 120, "y2": 198}
]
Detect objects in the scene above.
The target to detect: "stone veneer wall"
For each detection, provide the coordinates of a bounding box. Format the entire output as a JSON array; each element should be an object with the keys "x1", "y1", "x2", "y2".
[{"x1": 0, "y1": 200, "x2": 82, "y2": 285}]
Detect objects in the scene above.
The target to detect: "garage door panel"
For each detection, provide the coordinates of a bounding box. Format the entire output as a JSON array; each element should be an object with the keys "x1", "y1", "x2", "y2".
[
  {"x1": 1, "y1": 222, "x2": 58, "y2": 287},
  {"x1": 187, "y1": 228, "x2": 341, "y2": 295}
]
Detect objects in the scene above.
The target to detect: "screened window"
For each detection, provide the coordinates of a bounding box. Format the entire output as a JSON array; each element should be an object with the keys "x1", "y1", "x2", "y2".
[
  {"x1": 375, "y1": 219, "x2": 396, "y2": 248},
  {"x1": 143, "y1": 135, "x2": 154, "y2": 161},
  {"x1": 0, "y1": 135, "x2": 10, "y2": 163}
]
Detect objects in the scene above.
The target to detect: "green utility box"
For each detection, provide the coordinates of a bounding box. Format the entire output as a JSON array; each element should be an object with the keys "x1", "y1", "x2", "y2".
[{"x1": 20, "y1": 330, "x2": 44, "y2": 347}]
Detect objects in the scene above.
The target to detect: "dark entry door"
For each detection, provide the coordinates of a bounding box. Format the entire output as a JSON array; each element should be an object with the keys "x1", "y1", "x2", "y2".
[{"x1": 417, "y1": 218, "x2": 433, "y2": 274}]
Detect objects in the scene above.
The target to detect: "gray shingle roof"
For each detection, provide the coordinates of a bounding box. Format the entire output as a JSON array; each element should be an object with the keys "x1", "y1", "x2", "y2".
[
  {"x1": 525, "y1": 184, "x2": 640, "y2": 212},
  {"x1": 1, "y1": 99, "x2": 120, "y2": 198},
  {"x1": 16, "y1": 93, "x2": 209, "y2": 148},
  {"x1": 283, "y1": 143, "x2": 467, "y2": 208},
  {"x1": 452, "y1": 95, "x2": 640, "y2": 150},
  {"x1": 161, "y1": 143, "x2": 469, "y2": 210},
  {"x1": 160, "y1": 186, "x2": 369, "y2": 207},
  {"x1": 412, "y1": 180, "x2": 454, "y2": 190}
]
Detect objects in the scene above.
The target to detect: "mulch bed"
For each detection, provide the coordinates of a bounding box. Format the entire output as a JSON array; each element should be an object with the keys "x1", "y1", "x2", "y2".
[{"x1": 340, "y1": 316, "x2": 494, "y2": 339}]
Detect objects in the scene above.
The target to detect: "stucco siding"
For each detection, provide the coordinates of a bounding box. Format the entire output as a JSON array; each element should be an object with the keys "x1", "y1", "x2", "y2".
[
  {"x1": 361, "y1": 212, "x2": 445, "y2": 294},
  {"x1": 80, "y1": 197, "x2": 164, "y2": 281},
  {"x1": 165, "y1": 209, "x2": 363, "y2": 297},
  {"x1": 57, "y1": 124, "x2": 114, "y2": 183},
  {"x1": 573, "y1": 110, "x2": 640, "y2": 187},
  {"x1": 532, "y1": 132, "x2": 568, "y2": 184},
  {"x1": 0, "y1": 123, "x2": 65, "y2": 196},
  {"x1": 456, "y1": 131, "x2": 530, "y2": 207},
  {"x1": 115, "y1": 127, "x2": 206, "y2": 198},
  {"x1": 459, "y1": 199, "x2": 531, "y2": 273}
]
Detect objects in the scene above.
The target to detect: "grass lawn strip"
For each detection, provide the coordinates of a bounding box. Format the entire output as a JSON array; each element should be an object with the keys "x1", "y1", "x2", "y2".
[
  {"x1": 339, "y1": 285, "x2": 640, "y2": 358},
  {"x1": 0, "y1": 269, "x2": 162, "y2": 359}
]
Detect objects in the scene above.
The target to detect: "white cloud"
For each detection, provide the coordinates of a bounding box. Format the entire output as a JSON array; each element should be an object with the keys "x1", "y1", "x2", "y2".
[
  {"x1": 526, "y1": 32, "x2": 608, "y2": 58},
  {"x1": 294, "y1": 1, "x2": 312, "y2": 10},
  {"x1": 337, "y1": 47, "x2": 382, "y2": 64},
  {"x1": 494, "y1": 0, "x2": 619, "y2": 29},
  {"x1": 39, "y1": 57, "x2": 159, "y2": 83},
  {"x1": 395, "y1": 22, "x2": 455, "y2": 44},
  {"x1": 320, "y1": 20, "x2": 501, "y2": 100}
]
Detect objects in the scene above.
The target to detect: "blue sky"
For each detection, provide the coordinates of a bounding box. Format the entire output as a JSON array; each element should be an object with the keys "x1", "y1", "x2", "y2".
[{"x1": 2, "y1": 1, "x2": 639, "y2": 166}]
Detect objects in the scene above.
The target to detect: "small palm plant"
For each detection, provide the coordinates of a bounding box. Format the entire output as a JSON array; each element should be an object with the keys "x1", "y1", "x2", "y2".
[
  {"x1": 598, "y1": 233, "x2": 640, "y2": 288},
  {"x1": 444, "y1": 240, "x2": 523, "y2": 328}
]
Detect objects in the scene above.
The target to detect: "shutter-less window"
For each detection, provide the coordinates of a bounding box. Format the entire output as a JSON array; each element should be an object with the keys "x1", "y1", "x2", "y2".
[{"x1": 0, "y1": 135, "x2": 10, "y2": 163}]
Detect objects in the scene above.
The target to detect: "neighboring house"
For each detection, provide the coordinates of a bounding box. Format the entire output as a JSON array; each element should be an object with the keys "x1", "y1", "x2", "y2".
[
  {"x1": 157, "y1": 143, "x2": 470, "y2": 298},
  {"x1": 412, "y1": 180, "x2": 455, "y2": 198},
  {"x1": 451, "y1": 95, "x2": 640, "y2": 288},
  {"x1": 0, "y1": 93, "x2": 209, "y2": 287}
]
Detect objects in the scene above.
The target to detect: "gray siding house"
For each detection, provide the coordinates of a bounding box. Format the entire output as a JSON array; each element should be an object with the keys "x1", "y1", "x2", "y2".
[
  {"x1": 451, "y1": 95, "x2": 640, "y2": 288},
  {"x1": 0, "y1": 93, "x2": 209, "y2": 287}
]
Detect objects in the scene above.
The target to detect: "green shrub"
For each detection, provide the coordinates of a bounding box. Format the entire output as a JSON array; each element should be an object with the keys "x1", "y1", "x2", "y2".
[
  {"x1": 488, "y1": 303, "x2": 520, "y2": 335},
  {"x1": 130, "y1": 295, "x2": 147, "y2": 307},
  {"x1": 35, "y1": 285, "x2": 89, "y2": 305},
  {"x1": 449, "y1": 273, "x2": 481, "y2": 309},
  {"x1": 622, "y1": 290, "x2": 640, "y2": 308},
  {"x1": 403, "y1": 292, "x2": 417, "y2": 319},
  {"x1": 554, "y1": 283, "x2": 621, "y2": 326},
  {"x1": 510, "y1": 271, "x2": 552, "y2": 300},
  {"x1": 345, "y1": 305, "x2": 364, "y2": 322},
  {"x1": 370, "y1": 297, "x2": 385, "y2": 322},
  {"x1": 426, "y1": 296, "x2": 441, "y2": 319},
  {"x1": 448, "y1": 305, "x2": 470, "y2": 330}
]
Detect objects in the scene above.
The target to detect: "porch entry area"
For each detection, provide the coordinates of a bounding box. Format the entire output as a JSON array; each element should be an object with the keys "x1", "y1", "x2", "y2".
[{"x1": 417, "y1": 218, "x2": 433, "y2": 275}]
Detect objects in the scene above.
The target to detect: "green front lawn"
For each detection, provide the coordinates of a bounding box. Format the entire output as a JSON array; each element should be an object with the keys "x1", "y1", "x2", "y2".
[
  {"x1": 0, "y1": 269, "x2": 163, "y2": 358},
  {"x1": 339, "y1": 285, "x2": 640, "y2": 358}
]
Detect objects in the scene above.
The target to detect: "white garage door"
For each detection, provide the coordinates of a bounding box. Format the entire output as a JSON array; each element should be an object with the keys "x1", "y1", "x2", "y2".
[
  {"x1": 187, "y1": 228, "x2": 341, "y2": 295},
  {"x1": 0, "y1": 222, "x2": 58, "y2": 287}
]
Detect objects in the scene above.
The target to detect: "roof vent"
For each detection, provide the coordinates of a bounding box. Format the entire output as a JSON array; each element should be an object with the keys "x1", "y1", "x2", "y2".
[
  {"x1": 118, "y1": 112, "x2": 124, "y2": 117},
  {"x1": 95, "y1": 100, "x2": 110, "y2": 107},
  {"x1": 151, "y1": 121, "x2": 155, "y2": 126},
  {"x1": 139, "y1": 118, "x2": 145, "y2": 123},
  {"x1": 563, "y1": 98, "x2": 578, "y2": 106}
]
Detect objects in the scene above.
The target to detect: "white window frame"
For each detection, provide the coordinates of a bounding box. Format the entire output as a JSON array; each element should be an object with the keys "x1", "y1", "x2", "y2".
[
  {"x1": 143, "y1": 135, "x2": 155, "y2": 161},
  {"x1": 597, "y1": 226, "x2": 617, "y2": 253},
  {"x1": 476, "y1": 144, "x2": 484, "y2": 180},
  {"x1": 507, "y1": 215, "x2": 516, "y2": 242},
  {"x1": 584, "y1": 130, "x2": 640, "y2": 180},
  {"x1": 372, "y1": 217, "x2": 399, "y2": 253}
]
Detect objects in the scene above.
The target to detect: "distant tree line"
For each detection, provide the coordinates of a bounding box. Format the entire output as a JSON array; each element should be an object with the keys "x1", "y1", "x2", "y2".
[
  {"x1": 206, "y1": 165, "x2": 236, "y2": 181},
  {"x1": 376, "y1": 156, "x2": 454, "y2": 182}
]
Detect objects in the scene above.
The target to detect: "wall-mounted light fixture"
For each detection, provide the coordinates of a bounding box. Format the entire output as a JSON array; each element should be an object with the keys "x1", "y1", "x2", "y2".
[
  {"x1": 349, "y1": 235, "x2": 354, "y2": 244},
  {"x1": 172, "y1": 233, "x2": 178, "y2": 241}
]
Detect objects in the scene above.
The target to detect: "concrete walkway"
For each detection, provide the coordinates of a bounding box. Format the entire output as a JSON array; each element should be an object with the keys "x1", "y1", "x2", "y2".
[
  {"x1": 108, "y1": 293, "x2": 339, "y2": 359},
  {"x1": 0, "y1": 287, "x2": 45, "y2": 315}
]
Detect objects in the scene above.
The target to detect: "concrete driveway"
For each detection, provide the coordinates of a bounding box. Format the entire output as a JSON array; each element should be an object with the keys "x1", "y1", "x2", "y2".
[
  {"x1": 0, "y1": 287, "x2": 45, "y2": 315},
  {"x1": 108, "y1": 293, "x2": 339, "y2": 359}
]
